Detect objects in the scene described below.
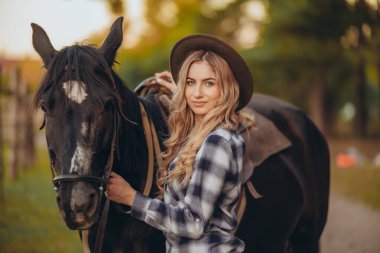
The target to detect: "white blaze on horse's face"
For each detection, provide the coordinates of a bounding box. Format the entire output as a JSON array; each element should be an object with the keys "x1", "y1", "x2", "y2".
[
  {"x1": 81, "y1": 122, "x2": 89, "y2": 137},
  {"x1": 69, "y1": 143, "x2": 93, "y2": 174},
  {"x1": 62, "y1": 80, "x2": 88, "y2": 104}
]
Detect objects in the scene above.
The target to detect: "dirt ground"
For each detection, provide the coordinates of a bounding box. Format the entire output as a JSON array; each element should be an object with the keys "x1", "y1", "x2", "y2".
[
  {"x1": 320, "y1": 191, "x2": 380, "y2": 253},
  {"x1": 320, "y1": 137, "x2": 380, "y2": 252}
]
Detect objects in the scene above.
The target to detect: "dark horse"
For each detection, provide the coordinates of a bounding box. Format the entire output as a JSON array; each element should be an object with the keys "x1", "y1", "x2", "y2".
[{"x1": 31, "y1": 17, "x2": 329, "y2": 253}]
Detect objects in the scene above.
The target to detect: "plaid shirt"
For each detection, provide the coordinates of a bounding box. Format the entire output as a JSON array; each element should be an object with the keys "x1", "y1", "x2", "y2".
[{"x1": 131, "y1": 127, "x2": 245, "y2": 252}]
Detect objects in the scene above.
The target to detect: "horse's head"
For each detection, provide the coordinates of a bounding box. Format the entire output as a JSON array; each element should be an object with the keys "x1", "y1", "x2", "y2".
[{"x1": 32, "y1": 18, "x2": 124, "y2": 229}]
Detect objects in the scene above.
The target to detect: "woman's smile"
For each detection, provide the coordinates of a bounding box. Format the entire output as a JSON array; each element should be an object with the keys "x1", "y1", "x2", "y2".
[
  {"x1": 185, "y1": 61, "x2": 221, "y2": 121},
  {"x1": 190, "y1": 100, "x2": 206, "y2": 107}
]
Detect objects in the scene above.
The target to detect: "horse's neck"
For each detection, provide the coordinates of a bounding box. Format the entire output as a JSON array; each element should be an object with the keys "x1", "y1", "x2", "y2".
[
  {"x1": 115, "y1": 80, "x2": 150, "y2": 191},
  {"x1": 117, "y1": 82, "x2": 167, "y2": 195}
]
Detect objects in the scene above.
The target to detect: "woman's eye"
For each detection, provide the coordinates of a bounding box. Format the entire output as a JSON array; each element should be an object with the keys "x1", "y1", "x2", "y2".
[
  {"x1": 205, "y1": 82, "x2": 215, "y2": 87},
  {"x1": 186, "y1": 80, "x2": 195, "y2": 86}
]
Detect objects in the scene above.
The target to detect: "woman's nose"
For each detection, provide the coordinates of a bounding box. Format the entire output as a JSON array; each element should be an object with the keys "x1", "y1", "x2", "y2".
[{"x1": 193, "y1": 84, "x2": 203, "y2": 97}]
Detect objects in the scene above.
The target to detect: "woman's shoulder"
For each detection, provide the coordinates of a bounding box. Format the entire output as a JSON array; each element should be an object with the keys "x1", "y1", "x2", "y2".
[
  {"x1": 206, "y1": 126, "x2": 244, "y2": 145},
  {"x1": 197, "y1": 127, "x2": 245, "y2": 164},
  {"x1": 209, "y1": 127, "x2": 233, "y2": 141}
]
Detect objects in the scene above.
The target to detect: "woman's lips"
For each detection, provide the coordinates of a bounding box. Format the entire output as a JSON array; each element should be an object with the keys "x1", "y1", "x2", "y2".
[{"x1": 191, "y1": 101, "x2": 206, "y2": 107}]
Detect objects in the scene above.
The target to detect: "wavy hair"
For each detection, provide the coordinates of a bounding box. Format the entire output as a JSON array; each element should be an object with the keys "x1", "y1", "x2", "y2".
[{"x1": 156, "y1": 50, "x2": 242, "y2": 197}]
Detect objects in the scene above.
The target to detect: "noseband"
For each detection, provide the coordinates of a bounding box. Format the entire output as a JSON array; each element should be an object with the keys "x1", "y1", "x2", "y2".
[{"x1": 50, "y1": 111, "x2": 118, "y2": 193}]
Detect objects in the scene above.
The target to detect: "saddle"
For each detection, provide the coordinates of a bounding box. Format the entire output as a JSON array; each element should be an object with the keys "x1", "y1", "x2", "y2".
[{"x1": 135, "y1": 78, "x2": 292, "y2": 230}]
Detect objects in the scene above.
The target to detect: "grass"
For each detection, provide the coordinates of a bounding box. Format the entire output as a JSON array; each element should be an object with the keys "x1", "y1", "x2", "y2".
[
  {"x1": 0, "y1": 149, "x2": 81, "y2": 253},
  {"x1": 328, "y1": 137, "x2": 380, "y2": 211},
  {"x1": 331, "y1": 164, "x2": 380, "y2": 211}
]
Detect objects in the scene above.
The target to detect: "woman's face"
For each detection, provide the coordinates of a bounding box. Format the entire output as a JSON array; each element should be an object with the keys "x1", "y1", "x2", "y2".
[{"x1": 185, "y1": 61, "x2": 221, "y2": 121}]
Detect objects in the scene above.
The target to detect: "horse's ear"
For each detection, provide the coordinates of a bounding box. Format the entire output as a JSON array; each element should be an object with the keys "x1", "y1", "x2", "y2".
[
  {"x1": 31, "y1": 23, "x2": 57, "y2": 68},
  {"x1": 97, "y1": 17, "x2": 124, "y2": 66}
]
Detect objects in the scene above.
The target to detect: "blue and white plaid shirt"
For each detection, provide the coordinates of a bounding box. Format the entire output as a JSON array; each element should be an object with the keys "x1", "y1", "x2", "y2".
[{"x1": 131, "y1": 127, "x2": 245, "y2": 252}]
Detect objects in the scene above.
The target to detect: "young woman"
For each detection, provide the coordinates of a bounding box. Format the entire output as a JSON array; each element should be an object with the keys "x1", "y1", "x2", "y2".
[{"x1": 106, "y1": 34, "x2": 254, "y2": 252}]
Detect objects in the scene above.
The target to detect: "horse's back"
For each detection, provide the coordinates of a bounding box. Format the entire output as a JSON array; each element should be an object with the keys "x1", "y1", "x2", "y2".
[{"x1": 237, "y1": 94, "x2": 330, "y2": 253}]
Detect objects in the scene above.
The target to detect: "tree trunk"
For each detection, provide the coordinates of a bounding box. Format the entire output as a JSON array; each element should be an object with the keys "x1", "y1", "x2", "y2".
[
  {"x1": 309, "y1": 68, "x2": 329, "y2": 136},
  {"x1": 353, "y1": 28, "x2": 368, "y2": 137},
  {"x1": 377, "y1": 61, "x2": 380, "y2": 127}
]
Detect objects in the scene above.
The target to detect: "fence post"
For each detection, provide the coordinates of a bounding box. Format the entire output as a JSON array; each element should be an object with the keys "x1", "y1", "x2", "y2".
[{"x1": 8, "y1": 64, "x2": 21, "y2": 179}]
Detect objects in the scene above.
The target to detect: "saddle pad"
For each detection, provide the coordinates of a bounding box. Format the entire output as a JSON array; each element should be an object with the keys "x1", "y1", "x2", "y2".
[{"x1": 239, "y1": 107, "x2": 292, "y2": 183}]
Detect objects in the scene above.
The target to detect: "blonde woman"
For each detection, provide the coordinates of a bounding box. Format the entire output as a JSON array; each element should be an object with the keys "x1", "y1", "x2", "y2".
[{"x1": 106, "y1": 34, "x2": 253, "y2": 252}]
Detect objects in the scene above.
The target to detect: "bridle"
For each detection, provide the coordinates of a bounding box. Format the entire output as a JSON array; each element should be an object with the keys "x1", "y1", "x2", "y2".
[
  {"x1": 50, "y1": 109, "x2": 118, "y2": 195},
  {"x1": 47, "y1": 101, "x2": 159, "y2": 253},
  {"x1": 48, "y1": 106, "x2": 118, "y2": 253}
]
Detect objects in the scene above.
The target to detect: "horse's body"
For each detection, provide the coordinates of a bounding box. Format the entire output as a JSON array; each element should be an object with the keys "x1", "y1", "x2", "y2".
[{"x1": 32, "y1": 17, "x2": 329, "y2": 253}]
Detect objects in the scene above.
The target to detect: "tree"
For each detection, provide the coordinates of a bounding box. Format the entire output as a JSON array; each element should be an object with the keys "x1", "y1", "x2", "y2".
[
  {"x1": 103, "y1": 0, "x2": 266, "y2": 88},
  {"x1": 102, "y1": 0, "x2": 380, "y2": 136},
  {"x1": 348, "y1": 0, "x2": 380, "y2": 136},
  {"x1": 242, "y1": 0, "x2": 356, "y2": 135}
]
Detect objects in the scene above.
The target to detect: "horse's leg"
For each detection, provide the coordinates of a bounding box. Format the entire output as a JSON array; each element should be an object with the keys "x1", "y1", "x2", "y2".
[{"x1": 236, "y1": 154, "x2": 303, "y2": 253}]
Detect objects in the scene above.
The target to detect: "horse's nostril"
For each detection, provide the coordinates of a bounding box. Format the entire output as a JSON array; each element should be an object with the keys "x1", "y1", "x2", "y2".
[
  {"x1": 56, "y1": 196, "x2": 62, "y2": 205},
  {"x1": 89, "y1": 192, "x2": 96, "y2": 200}
]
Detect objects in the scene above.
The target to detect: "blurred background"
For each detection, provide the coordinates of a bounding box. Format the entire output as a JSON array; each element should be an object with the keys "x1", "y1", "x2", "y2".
[{"x1": 0, "y1": 0, "x2": 379, "y2": 252}]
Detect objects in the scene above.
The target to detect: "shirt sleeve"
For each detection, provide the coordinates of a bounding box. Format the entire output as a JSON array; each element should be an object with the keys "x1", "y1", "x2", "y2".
[{"x1": 130, "y1": 134, "x2": 233, "y2": 239}]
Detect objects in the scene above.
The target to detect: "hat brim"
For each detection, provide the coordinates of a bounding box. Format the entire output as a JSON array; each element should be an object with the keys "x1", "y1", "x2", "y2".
[{"x1": 170, "y1": 34, "x2": 253, "y2": 111}]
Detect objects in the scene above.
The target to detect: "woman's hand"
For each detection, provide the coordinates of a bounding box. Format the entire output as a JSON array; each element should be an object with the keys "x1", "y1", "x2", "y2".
[
  {"x1": 154, "y1": 71, "x2": 176, "y2": 93},
  {"x1": 106, "y1": 171, "x2": 136, "y2": 206}
]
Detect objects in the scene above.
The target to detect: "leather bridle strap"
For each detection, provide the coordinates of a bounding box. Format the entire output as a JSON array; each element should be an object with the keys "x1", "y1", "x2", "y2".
[
  {"x1": 90, "y1": 102, "x2": 159, "y2": 253},
  {"x1": 139, "y1": 102, "x2": 156, "y2": 196},
  {"x1": 92, "y1": 113, "x2": 118, "y2": 253},
  {"x1": 53, "y1": 175, "x2": 107, "y2": 185}
]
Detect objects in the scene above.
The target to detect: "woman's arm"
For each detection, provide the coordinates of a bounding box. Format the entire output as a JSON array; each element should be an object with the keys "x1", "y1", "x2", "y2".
[{"x1": 130, "y1": 134, "x2": 234, "y2": 239}]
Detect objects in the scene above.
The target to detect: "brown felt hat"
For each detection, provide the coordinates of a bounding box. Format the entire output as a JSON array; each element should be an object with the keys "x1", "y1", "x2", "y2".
[{"x1": 170, "y1": 34, "x2": 253, "y2": 111}]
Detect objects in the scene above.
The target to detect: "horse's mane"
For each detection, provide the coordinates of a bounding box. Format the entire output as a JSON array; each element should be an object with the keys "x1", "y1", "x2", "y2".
[
  {"x1": 32, "y1": 44, "x2": 121, "y2": 110},
  {"x1": 31, "y1": 44, "x2": 154, "y2": 192}
]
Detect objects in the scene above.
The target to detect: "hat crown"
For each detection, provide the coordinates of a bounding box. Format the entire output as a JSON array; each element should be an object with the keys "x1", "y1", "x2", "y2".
[{"x1": 170, "y1": 34, "x2": 253, "y2": 111}]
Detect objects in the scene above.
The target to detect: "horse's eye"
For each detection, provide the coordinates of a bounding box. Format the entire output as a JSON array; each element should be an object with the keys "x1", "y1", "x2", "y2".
[
  {"x1": 48, "y1": 149, "x2": 57, "y2": 164},
  {"x1": 104, "y1": 99, "x2": 115, "y2": 111},
  {"x1": 40, "y1": 102, "x2": 48, "y2": 113}
]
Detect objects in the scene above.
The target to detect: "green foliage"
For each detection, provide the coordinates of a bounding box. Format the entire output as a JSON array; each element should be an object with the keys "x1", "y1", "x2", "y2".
[
  {"x1": 101, "y1": 0, "x2": 380, "y2": 136},
  {"x1": 331, "y1": 165, "x2": 380, "y2": 211},
  {"x1": 0, "y1": 149, "x2": 81, "y2": 253},
  {"x1": 244, "y1": 0, "x2": 351, "y2": 101}
]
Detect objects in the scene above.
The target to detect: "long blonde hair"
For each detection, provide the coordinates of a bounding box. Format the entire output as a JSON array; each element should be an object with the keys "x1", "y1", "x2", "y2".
[{"x1": 156, "y1": 50, "x2": 241, "y2": 197}]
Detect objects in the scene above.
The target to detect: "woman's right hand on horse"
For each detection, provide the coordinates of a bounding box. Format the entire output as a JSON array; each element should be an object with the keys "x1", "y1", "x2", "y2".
[
  {"x1": 154, "y1": 71, "x2": 176, "y2": 93},
  {"x1": 106, "y1": 171, "x2": 136, "y2": 206}
]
